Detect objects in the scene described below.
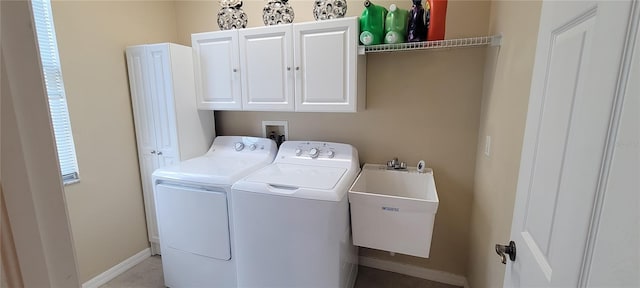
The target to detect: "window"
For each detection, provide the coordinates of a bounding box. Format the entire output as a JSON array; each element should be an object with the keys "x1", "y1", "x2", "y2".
[{"x1": 31, "y1": 0, "x2": 79, "y2": 184}]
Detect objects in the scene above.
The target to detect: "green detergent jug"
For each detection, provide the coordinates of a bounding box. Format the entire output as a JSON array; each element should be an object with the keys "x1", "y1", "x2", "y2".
[
  {"x1": 359, "y1": 0, "x2": 387, "y2": 45},
  {"x1": 384, "y1": 4, "x2": 409, "y2": 44}
]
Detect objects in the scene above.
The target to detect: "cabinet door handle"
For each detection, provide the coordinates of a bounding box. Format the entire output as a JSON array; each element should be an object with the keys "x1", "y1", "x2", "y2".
[
  {"x1": 287, "y1": 67, "x2": 291, "y2": 71},
  {"x1": 233, "y1": 68, "x2": 238, "y2": 72},
  {"x1": 157, "y1": 151, "x2": 163, "y2": 156},
  {"x1": 151, "y1": 150, "x2": 156, "y2": 154},
  {"x1": 295, "y1": 66, "x2": 300, "y2": 71}
]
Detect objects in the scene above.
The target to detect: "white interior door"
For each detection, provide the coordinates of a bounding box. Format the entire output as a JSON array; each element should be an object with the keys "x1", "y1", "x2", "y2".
[{"x1": 503, "y1": 1, "x2": 638, "y2": 287}]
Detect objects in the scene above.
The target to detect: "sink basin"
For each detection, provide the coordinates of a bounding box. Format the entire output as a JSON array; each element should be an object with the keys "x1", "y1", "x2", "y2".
[{"x1": 348, "y1": 163, "x2": 439, "y2": 258}]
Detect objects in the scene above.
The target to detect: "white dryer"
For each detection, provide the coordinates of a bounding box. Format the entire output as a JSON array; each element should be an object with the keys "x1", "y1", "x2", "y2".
[
  {"x1": 232, "y1": 141, "x2": 360, "y2": 288},
  {"x1": 152, "y1": 136, "x2": 277, "y2": 288}
]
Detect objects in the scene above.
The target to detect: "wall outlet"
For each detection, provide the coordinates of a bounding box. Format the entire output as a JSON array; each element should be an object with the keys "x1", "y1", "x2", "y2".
[
  {"x1": 262, "y1": 121, "x2": 288, "y2": 146},
  {"x1": 484, "y1": 135, "x2": 491, "y2": 157}
]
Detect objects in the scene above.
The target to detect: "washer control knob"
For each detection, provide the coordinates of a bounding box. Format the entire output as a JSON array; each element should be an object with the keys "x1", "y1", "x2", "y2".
[
  {"x1": 327, "y1": 150, "x2": 335, "y2": 158},
  {"x1": 234, "y1": 142, "x2": 245, "y2": 151},
  {"x1": 309, "y1": 148, "x2": 319, "y2": 158},
  {"x1": 295, "y1": 148, "x2": 302, "y2": 156},
  {"x1": 249, "y1": 144, "x2": 257, "y2": 151}
]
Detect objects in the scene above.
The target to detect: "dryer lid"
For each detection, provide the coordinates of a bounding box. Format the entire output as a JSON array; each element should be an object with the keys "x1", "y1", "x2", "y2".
[{"x1": 243, "y1": 163, "x2": 347, "y2": 190}]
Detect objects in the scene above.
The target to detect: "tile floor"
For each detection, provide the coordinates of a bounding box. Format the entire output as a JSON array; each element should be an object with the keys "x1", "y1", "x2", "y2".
[
  {"x1": 100, "y1": 256, "x2": 164, "y2": 288},
  {"x1": 101, "y1": 256, "x2": 461, "y2": 288}
]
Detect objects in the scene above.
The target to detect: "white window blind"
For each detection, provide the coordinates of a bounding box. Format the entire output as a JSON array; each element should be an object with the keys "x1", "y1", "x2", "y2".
[{"x1": 31, "y1": 0, "x2": 79, "y2": 184}]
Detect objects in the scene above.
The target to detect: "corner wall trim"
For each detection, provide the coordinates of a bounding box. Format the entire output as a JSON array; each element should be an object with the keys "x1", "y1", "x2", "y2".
[
  {"x1": 359, "y1": 256, "x2": 468, "y2": 287},
  {"x1": 82, "y1": 248, "x2": 151, "y2": 288}
]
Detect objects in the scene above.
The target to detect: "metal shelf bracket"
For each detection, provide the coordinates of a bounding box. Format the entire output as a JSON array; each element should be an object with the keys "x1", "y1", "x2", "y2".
[{"x1": 490, "y1": 33, "x2": 503, "y2": 47}]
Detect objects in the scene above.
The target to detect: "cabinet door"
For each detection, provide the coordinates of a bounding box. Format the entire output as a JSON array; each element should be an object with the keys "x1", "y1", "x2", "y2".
[
  {"x1": 144, "y1": 44, "x2": 180, "y2": 245},
  {"x1": 293, "y1": 18, "x2": 358, "y2": 112},
  {"x1": 239, "y1": 25, "x2": 295, "y2": 111},
  {"x1": 146, "y1": 45, "x2": 180, "y2": 166},
  {"x1": 141, "y1": 152, "x2": 161, "y2": 246},
  {"x1": 126, "y1": 46, "x2": 159, "y2": 162},
  {"x1": 125, "y1": 46, "x2": 162, "y2": 245},
  {"x1": 192, "y1": 30, "x2": 242, "y2": 110}
]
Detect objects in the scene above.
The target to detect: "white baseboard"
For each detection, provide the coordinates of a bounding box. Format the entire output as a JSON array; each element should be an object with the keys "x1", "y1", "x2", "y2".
[
  {"x1": 82, "y1": 248, "x2": 151, "y2": 288},
  {"x1": 359, "y1": 256, "x2": 468, "y2": 287}
]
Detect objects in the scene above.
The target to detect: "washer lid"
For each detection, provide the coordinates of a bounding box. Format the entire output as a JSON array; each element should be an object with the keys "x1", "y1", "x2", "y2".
[
  {"x1": 243, "y1": 163, "x2": 347, "y2": 190},
  {"x1": 153, "y1": 154, "x2": 273, "y2": 186}
]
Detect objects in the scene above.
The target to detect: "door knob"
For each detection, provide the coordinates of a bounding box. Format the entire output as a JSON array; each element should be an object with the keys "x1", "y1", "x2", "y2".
[{"x1": 495, "y1": 241, "x2": 516, "y2": 264}]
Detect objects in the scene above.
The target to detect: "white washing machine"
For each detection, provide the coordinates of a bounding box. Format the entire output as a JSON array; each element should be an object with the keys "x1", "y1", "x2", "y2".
[
  {"x1": 152, "y1": 136, "x2": 277, "y2": 288},
  {"x1": 232, "y1": 141, "x2": 360, "y2": 288}
]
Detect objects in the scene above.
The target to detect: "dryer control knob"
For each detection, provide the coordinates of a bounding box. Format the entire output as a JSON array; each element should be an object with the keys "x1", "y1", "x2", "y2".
[
  {"x1": 234, "y1": 142, "x2": 245, "y2": 151},
  {"x1": 327, "y1": 150, "x2": 335, "y2": 158},
  {"x1": 295, "y1": 148, "x2": 302, "y2": 156},
  {"x1": 249, "y1": 144, "x2": 257, "y2": 151},
  {"x1": 309, "y1": 148, "x2": 319, "y2": 158}
]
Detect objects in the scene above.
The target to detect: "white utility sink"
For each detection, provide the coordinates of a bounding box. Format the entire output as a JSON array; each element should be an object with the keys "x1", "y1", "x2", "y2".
[{"x1": 348, "y1": 163, "x2": 439, "y2": 258}]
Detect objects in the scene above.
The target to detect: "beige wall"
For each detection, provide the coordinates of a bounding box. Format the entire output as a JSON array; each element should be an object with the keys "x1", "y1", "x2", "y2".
[
  {"x1": 175, "y1": 0, "x2": 490, "y2": 276},
  {"x1": 175, "y1": 0, "x2": 491, "y2": 44},
  {"x1": 51, "y1": 1, "x2": 179, "y2": 282},
  {"x1": 466, "y1": 1, "x2": 541, "y2": 288},
  {"x1": 45, "y1": 0, "x2": 540, "y2": 281}
]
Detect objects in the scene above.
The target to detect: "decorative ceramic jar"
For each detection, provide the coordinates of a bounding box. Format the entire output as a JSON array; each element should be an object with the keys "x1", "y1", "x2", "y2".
[
  {"x1": 218, "y1": 0, "x2": 248, "y2": 30},
  {"x1": 263, "y1": 0, "x2": 295, "y2": 25},
  {"x1": 313, "y1": 0, "x2": 348, "y2": 20}
]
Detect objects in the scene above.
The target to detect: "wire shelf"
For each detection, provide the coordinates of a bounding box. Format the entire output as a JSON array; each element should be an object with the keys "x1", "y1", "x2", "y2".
[{"x1": 358, "y1": 34, "x2": 502, "y2": 55}]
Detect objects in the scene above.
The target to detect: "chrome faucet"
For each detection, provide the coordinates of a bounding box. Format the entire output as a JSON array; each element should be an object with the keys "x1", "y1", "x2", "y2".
[{"x1": 386, "y1": 157, "x2": 407, "y2": 170}]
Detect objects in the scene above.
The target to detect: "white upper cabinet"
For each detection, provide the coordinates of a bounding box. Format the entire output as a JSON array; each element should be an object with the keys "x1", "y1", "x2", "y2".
[
  {"x1": 294, "y1": 18, "x2": 360, "y2": 112},
  {"x1": 192, "y1": 17, "x2": 365, "y2": 112},
  {"x1": 239, "y1": 25, "x2": 295, "y2": 111},
  {"x1": 192, "y1": 30, "x2": 242, "y2": 110}
]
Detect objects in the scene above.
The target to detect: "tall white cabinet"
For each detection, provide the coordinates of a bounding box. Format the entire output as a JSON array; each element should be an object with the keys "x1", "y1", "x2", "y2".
[
  {"x1": 192, "y1": 17, "x2": 365, "y2": 112},
  {"x1": 126, "y1": 43, "x2": 215, "y2": 255}
]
